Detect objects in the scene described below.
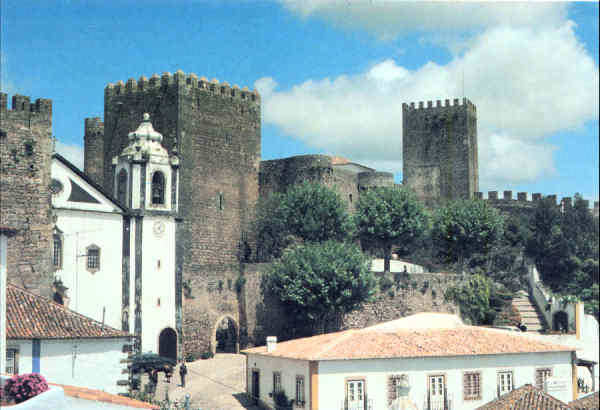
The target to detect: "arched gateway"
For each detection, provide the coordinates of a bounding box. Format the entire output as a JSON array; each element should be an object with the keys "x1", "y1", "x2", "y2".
[
  {"x1": 212, "y1": 315, "x2": 239, "y2": 354},
  {"x1": 158, "y1": 327, "x2": 177, "y2": 361}
]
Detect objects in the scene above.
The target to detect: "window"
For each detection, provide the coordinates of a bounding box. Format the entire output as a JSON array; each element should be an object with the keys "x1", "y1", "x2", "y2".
[
  {"x1": 463, "y1": 372, "x2": 481, "y2": 400},
  {"x1": 388, "y1": 374, "x2": 409, "y2": 404},
  {"x1": 346, "y1": 379, "x2": 365, "y2": 410},
  {"x1": 349, "y1": 194, "x2": 353, "y2": 203},
  {"x1": 86, "y1": 245, "x2": 100, "y2": 272},
  {"x1": 218, "y1": 192, "x2": 224, "y2": 210},
  {"x1": 536, "y1": 368, "x2": 552, "y2": 391},
  {"x1": 117, "y1": 169, "x2": 128, "y2": 205},
  {"x1": 53, "y1": 234, "x2": 62, "y2": 269},
  {"x1": 295, "y1": 375, "x2": 305, "y2": 406},
  {"x1": 6, "y1": 348, "x2": 18, "y2": 374},
  {"x1": 273, "y1": 371, "x2": 282, "y2": 393},
  {"x1": 498, "y1": 371, "x2": 513, "y2": 396},
  {"x1": 151, "y1": 171, "x2": 165, "y2": 205}
]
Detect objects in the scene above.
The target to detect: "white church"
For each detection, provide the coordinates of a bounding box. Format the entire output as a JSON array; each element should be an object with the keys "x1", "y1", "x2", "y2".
[{"x1": 50, "y1": 113, "x2": 181, "y2": 360}]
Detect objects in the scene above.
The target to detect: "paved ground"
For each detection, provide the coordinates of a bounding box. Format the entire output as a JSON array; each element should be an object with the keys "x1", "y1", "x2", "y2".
[{"x1": 156, "y1": 354, "x2": 260, "y2": 410}]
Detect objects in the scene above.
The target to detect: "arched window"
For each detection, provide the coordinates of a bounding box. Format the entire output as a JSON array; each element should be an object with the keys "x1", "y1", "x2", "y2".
[
  {"x1": 117, "y1": 169, "x2": 128, "y2": 205},
  {"x1": 53, "y1": 234, "x2": 62, "y2": 269},
  {"x1": 151, "y1": 171, "x2": 165, "y2": 205}
]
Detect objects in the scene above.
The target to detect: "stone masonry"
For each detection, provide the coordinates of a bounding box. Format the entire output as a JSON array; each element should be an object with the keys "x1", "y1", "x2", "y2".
[
  {"x1": 402, "y1": 98, "x2": 479, "y2": 206},
  {"x1": 0, "y1": 93, "x2": 54, "y2": 296}
]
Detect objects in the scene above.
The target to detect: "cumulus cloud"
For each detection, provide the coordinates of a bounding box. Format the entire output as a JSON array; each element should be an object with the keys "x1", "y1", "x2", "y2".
[
  {"x1": 256, "y1": 22, "x2": 598, "y2": 189},
  {"x1": 56, "y1": 141, "x2": 84, "y2": 170},
  {"x1": 280, "y1": 1, "x2": 567, "y2": 40}
]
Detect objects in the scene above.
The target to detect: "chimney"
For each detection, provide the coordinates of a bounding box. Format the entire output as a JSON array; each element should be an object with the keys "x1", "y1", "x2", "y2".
[{"x1": 266, "y1": 336, "x2": 277, "y2": 352}]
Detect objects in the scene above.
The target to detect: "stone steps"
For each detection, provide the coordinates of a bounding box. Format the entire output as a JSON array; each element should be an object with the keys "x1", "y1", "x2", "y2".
[{"x1": 512, "y1": 293, "x2": 547, "y2": 332}]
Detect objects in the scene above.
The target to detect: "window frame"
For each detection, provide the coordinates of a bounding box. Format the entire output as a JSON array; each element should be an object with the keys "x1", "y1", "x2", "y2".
[
  {"x1": 5, "y1": 347, "x2": 19, "y2": 375},
  {"x1": 151, "y1": 171, "x2": 166, "y2": 206},
  {"x1": 273, "y1": 371, "x2": 282, "y2": 394},
  {"x1": 345, "y1": 376, "x2": 367, "y2": 410},
  {"x1": 53, "y1": 233, "x2": 63, "y2": 269},
  {"x1": 497, "y1": 370, "x2": 514, "y2": 396},
  {"x1": 463, "y1": 371, "x2": 482, "y2": 401},
  {"x1": 535, "y1": 367, "x2": 553, "y2": 391},
  {"x1": 295, "y1": 375, "x2": 305, "y2": 406},
  {"x1": 86, "y1": 244, "x2": 101, "y2": 273},
  {"x1": 387, "y1": 374, "x2": 407, "y2": 405}
]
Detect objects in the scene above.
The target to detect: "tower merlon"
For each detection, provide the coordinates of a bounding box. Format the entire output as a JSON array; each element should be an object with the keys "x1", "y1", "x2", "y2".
[
  {"x1": 1, "y1": 94, "x2": 52, "y2": 116},
  {"x1": 402, "y1": 97, "x2": 475, "y2": 111}
]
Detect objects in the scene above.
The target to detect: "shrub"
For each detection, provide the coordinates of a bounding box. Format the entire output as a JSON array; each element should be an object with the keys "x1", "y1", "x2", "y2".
[
  {"x1": 3, "y1": 373, "x2": 49, "y2": 404},
  {"x1": 235, "y1": 276, "x2": 246, "y2": 293},
  {"x1": 185, "y1": 352, "x2": 197, "y2": 362},
  {"x1": 200, "y1": 351, "x2": 214, "y2": 360},
  {"x1": 273, "y1": 390, "x2": 292, "y2": 409},
  {"x1": 379, "y1": 275, "x2": 394, "y2": 292}
]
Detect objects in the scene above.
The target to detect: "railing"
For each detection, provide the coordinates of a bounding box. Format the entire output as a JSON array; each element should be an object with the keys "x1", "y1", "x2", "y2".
[
  {"x1": 340, "y1": 398, "x2": 373, "y2": 410},
  {"x1": 423, "y1": 392, "x2": 453, "y2": 410}
]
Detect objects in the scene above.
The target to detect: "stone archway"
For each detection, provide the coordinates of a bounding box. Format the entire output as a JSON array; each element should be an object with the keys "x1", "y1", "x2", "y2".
[
  {"x1": 553, "y1": 311, "x2": 569, "y2": 332},
  {"x1": 158, "y1": 327, "x2": 178, "y2": 361},
  {"x1": 211, "y1": 315, "x2": 239, "y2": 354}
]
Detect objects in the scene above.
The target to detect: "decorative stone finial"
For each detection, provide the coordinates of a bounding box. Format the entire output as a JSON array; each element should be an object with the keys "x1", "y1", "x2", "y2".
[{"x1": 143, "y1": 113, "x2": 150, "y2": 121}]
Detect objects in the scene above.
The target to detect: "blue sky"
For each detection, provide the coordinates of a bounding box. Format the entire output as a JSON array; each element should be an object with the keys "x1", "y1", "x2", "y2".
[{"x1": 2, "y1": 0, "x2": 598, "y2": 202}]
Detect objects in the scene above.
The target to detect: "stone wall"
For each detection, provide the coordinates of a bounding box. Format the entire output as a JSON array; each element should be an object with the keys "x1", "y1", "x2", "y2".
[
  {"x1": 402, "y1": 98, "x2": 478, "y2": 206},
  {"x1": 83, "y1": 117, "x2": 104, "y2": 184},
  {"x1": 342, "y1": 272, "x2": 465, "y2": 330},
  {"x1": 0, "y1": 93, "x2": 53, "y2": 296}
]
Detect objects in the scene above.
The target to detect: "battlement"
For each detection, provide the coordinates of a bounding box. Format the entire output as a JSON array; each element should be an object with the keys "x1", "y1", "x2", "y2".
[
  {"x1": 1, "y1": 93, "x2": 52, "y2": 117},
  {"x1": 402, "y1": 97, "x2": 476, "y2": 112},
  {"x1": 474, "y1": 190, "x2": 598, "y2": 212},
  {"x1": 104, "y1": 69, "x2": 260, "y2": 104},
  {"x1": 85, "y1": 117, "x2": 104, "y2": 130}
]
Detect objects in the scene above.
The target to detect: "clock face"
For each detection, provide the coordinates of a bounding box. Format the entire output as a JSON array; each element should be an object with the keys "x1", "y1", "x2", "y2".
[{"x1": 153, "y1": 220, "x2": 166, "y2": 237}]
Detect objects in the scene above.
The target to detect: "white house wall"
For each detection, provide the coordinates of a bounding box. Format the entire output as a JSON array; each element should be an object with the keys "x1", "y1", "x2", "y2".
[
  {"x1": 39, "y1": 338, "x2": 128, "y2": 394},
  {"x1": 6, "y1": 340, "x2": 33, "y2": 374},
  {"x1": 246, "y1": 354, "x2": 310, "y2": 409},
  {"x1": 316, "y1": 352, "x2": 573, "y2": 410},
  {"x1": 140, "y1": 215, "x2": 176, "y2": 353},
  {"x1": 54, "y1": 209, "x2": 123, "y2": 330}
]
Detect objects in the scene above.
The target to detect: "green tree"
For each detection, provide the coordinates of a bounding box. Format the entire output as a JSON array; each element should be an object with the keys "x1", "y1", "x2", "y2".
[
  {"x1": 355, "y1": 186, "x2": 429, "y2": 272},
  {"x1": 256, "y1": 182, "x2": 354, "y2": 260},
  {"x1": 445, "y1": 274, "x2": 497, "y2": 325},
  {"x1": 432, "y1": 199, "x2": 504, "y2": 271},
  {"x1": 264, "y1": 240, "x2": 376, "y2": 334}
]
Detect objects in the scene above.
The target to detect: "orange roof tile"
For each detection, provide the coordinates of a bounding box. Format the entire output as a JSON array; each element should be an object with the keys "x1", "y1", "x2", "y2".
[
  {"x1": 6, "y1": 283, "x2": 131, "y2": 339},
  {"x1": 476, "y1": 384, "x2": 571, "y2": 409},
  {"x1": 243, "y1": 316, "x2": 574, "y2": 361},
  {"x1": 52, "y1": 383, "x2": 159, "y2": 409}
]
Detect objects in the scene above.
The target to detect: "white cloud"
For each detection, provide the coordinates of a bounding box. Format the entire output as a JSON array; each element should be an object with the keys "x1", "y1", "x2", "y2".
[
  {"x1": 280, "y1": 1, "x2": 567, "y2": 40},
  {"x1": 56, "y1": 141, "x2": 84, "y2": 170},
  {"x1": 256, "y1": 22, "x2": 599, "y2": 189}
]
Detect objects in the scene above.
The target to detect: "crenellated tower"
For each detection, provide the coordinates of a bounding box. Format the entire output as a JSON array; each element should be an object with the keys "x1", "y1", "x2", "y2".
[
  {"x1": 85, "y1": 70, "x2": 261, "y2": 356},
  {"x1": 83, "y1": 117, "x2": 104, "y2": 185},
  {"x1": 402, "y1": 98, "x2": 478, "y2": 206},
  {"x1": 0, "y1": 93, "x2": 54, "y2": 296}
]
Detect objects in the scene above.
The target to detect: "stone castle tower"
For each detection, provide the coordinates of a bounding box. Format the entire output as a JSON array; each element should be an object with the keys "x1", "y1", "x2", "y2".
[
  {"x1": 402, "y1": 98, "x2": 479, "y2": 206},
  {"x1": 83, "y1": 70, "x2": 261, "y2": 354},
  {"x1": 0, "y1": 93, "x2": 54, "y2": 295}
]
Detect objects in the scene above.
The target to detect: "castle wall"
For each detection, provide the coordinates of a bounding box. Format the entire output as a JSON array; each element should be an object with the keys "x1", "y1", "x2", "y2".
[
  {"x1": 0, "y1": 93, "x2": 53, "y2": 296},
  {"x1": 402, "y1": 98, "x2": 478, "y2": 206},
  {"x1": 83, "y1": 117, "x2": 104, "y2": 184},
  {"x1": 98, "y1": 71, "x2": 260, "y2": 356}
]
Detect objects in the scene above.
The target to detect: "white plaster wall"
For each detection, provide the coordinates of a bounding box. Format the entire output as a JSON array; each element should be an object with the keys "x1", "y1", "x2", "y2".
[
  {"x1": 6, "y1": 340, "x2": 33, "y2": 374},
  {"x1": 317, "y1": 352, "x2": 573, "y2": 410},
  {"x1": 39, "y1": 338, "x2": 129, "y2": 394},
  {"x1": 54, "y1": 209, "x2": 123, "y2": 330},
  {"x1": 131, "y1": 164, "x2": 141, "y2": 209},
  {"x1": 140, "y1": 215, "x2": 176, "y2": 353},
  {"x1": 371, "y1": 259, "x2": 424, "y2": 274},
  {"x1": 246, "y1": 354, "x2": 310, "y2": 409}
]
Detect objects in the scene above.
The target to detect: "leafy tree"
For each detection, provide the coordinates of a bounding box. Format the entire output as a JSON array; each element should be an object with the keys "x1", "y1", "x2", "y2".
[
  {"x1": 432, "y1": 199, "x2": 504, "y2": 271},
  {"x1": 256, "y1": 182, "x2": 354, "y2": 260},
  {"x1": 264, "y1": 240, "x2": 376, "y2": 334},
  {"x1": 445, "y1": 274, "x2": 497, "y2": 325},
  {"x1": 355, "y1": 186, "x2": 429, "y2": 272}
]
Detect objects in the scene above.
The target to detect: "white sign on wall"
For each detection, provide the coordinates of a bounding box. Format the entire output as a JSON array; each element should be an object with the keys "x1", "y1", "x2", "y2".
[{"x1": 545, "y1": 377, "x2": 568, "y2": 392}]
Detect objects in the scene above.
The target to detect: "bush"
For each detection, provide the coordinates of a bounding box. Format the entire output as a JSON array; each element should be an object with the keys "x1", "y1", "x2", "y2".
[
  {"x1": 379, "y1": 275, "x2": 394, "y2": 292},
  {"x1": 185, "y1": 352, "x2": 197, "y2": 362},
  {"x1": 200, "y1": 351, "x2": 214, "y2": 360},
  {"x1": 3, "y1": 373, "x2": 49, "y2": 404},
  {"x1": 273, "y1": 390, "x2": 292, "y2": 409}
]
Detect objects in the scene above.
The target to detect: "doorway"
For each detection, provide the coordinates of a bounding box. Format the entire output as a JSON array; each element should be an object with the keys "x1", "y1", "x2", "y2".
[{"x1": 158, "y1": 327, "x2": 177, "y2": 361}]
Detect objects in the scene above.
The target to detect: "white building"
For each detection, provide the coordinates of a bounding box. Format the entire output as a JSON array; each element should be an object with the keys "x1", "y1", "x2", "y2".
[
  {"x1": 243, "y1": 313, "x2": 577, "y2": 410},
  {"x1": 49, "y1": 113, "x2": 181, "y2": 360},
  {"x1": 5, "y1": 283, "x2": 132, "y2": 394}
]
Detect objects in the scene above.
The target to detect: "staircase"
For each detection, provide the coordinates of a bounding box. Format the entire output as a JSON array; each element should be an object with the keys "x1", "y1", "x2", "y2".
[{"x1": 512, "y1": 291, "x2": 547, "y2": 332}]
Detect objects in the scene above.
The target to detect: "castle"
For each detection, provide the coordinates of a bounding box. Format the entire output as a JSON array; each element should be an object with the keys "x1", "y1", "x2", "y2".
[{"x1": 1, "y1": 70, "x2": 598, "y2": 360}]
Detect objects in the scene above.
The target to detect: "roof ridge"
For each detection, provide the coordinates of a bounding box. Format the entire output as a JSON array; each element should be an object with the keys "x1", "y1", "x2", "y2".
[{"x1": 313, "y1": 329, "x2": 357, "y2": 359}]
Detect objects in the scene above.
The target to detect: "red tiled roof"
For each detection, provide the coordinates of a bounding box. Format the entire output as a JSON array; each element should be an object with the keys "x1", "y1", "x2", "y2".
[
  {"x1": 570, "y1": 392, "x2": 600, "y2": 410},
  {"x1": 242, "y1": 317, "x2": 574, "y2": 361},
  {"x1": 476, "y1": 384, "x2": 571, "y2": 409},
  {"x1": 52, "y1": 383, "x2": 159, "y2": 409},
  {"x1": 6, "y1": 283, "x2": 131, "y2": 339}
]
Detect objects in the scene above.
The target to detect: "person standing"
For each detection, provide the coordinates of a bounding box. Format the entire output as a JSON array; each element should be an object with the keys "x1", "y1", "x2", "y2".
[{"x1": 179, "y1": 361, "x2": 187, "y2": 387}]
